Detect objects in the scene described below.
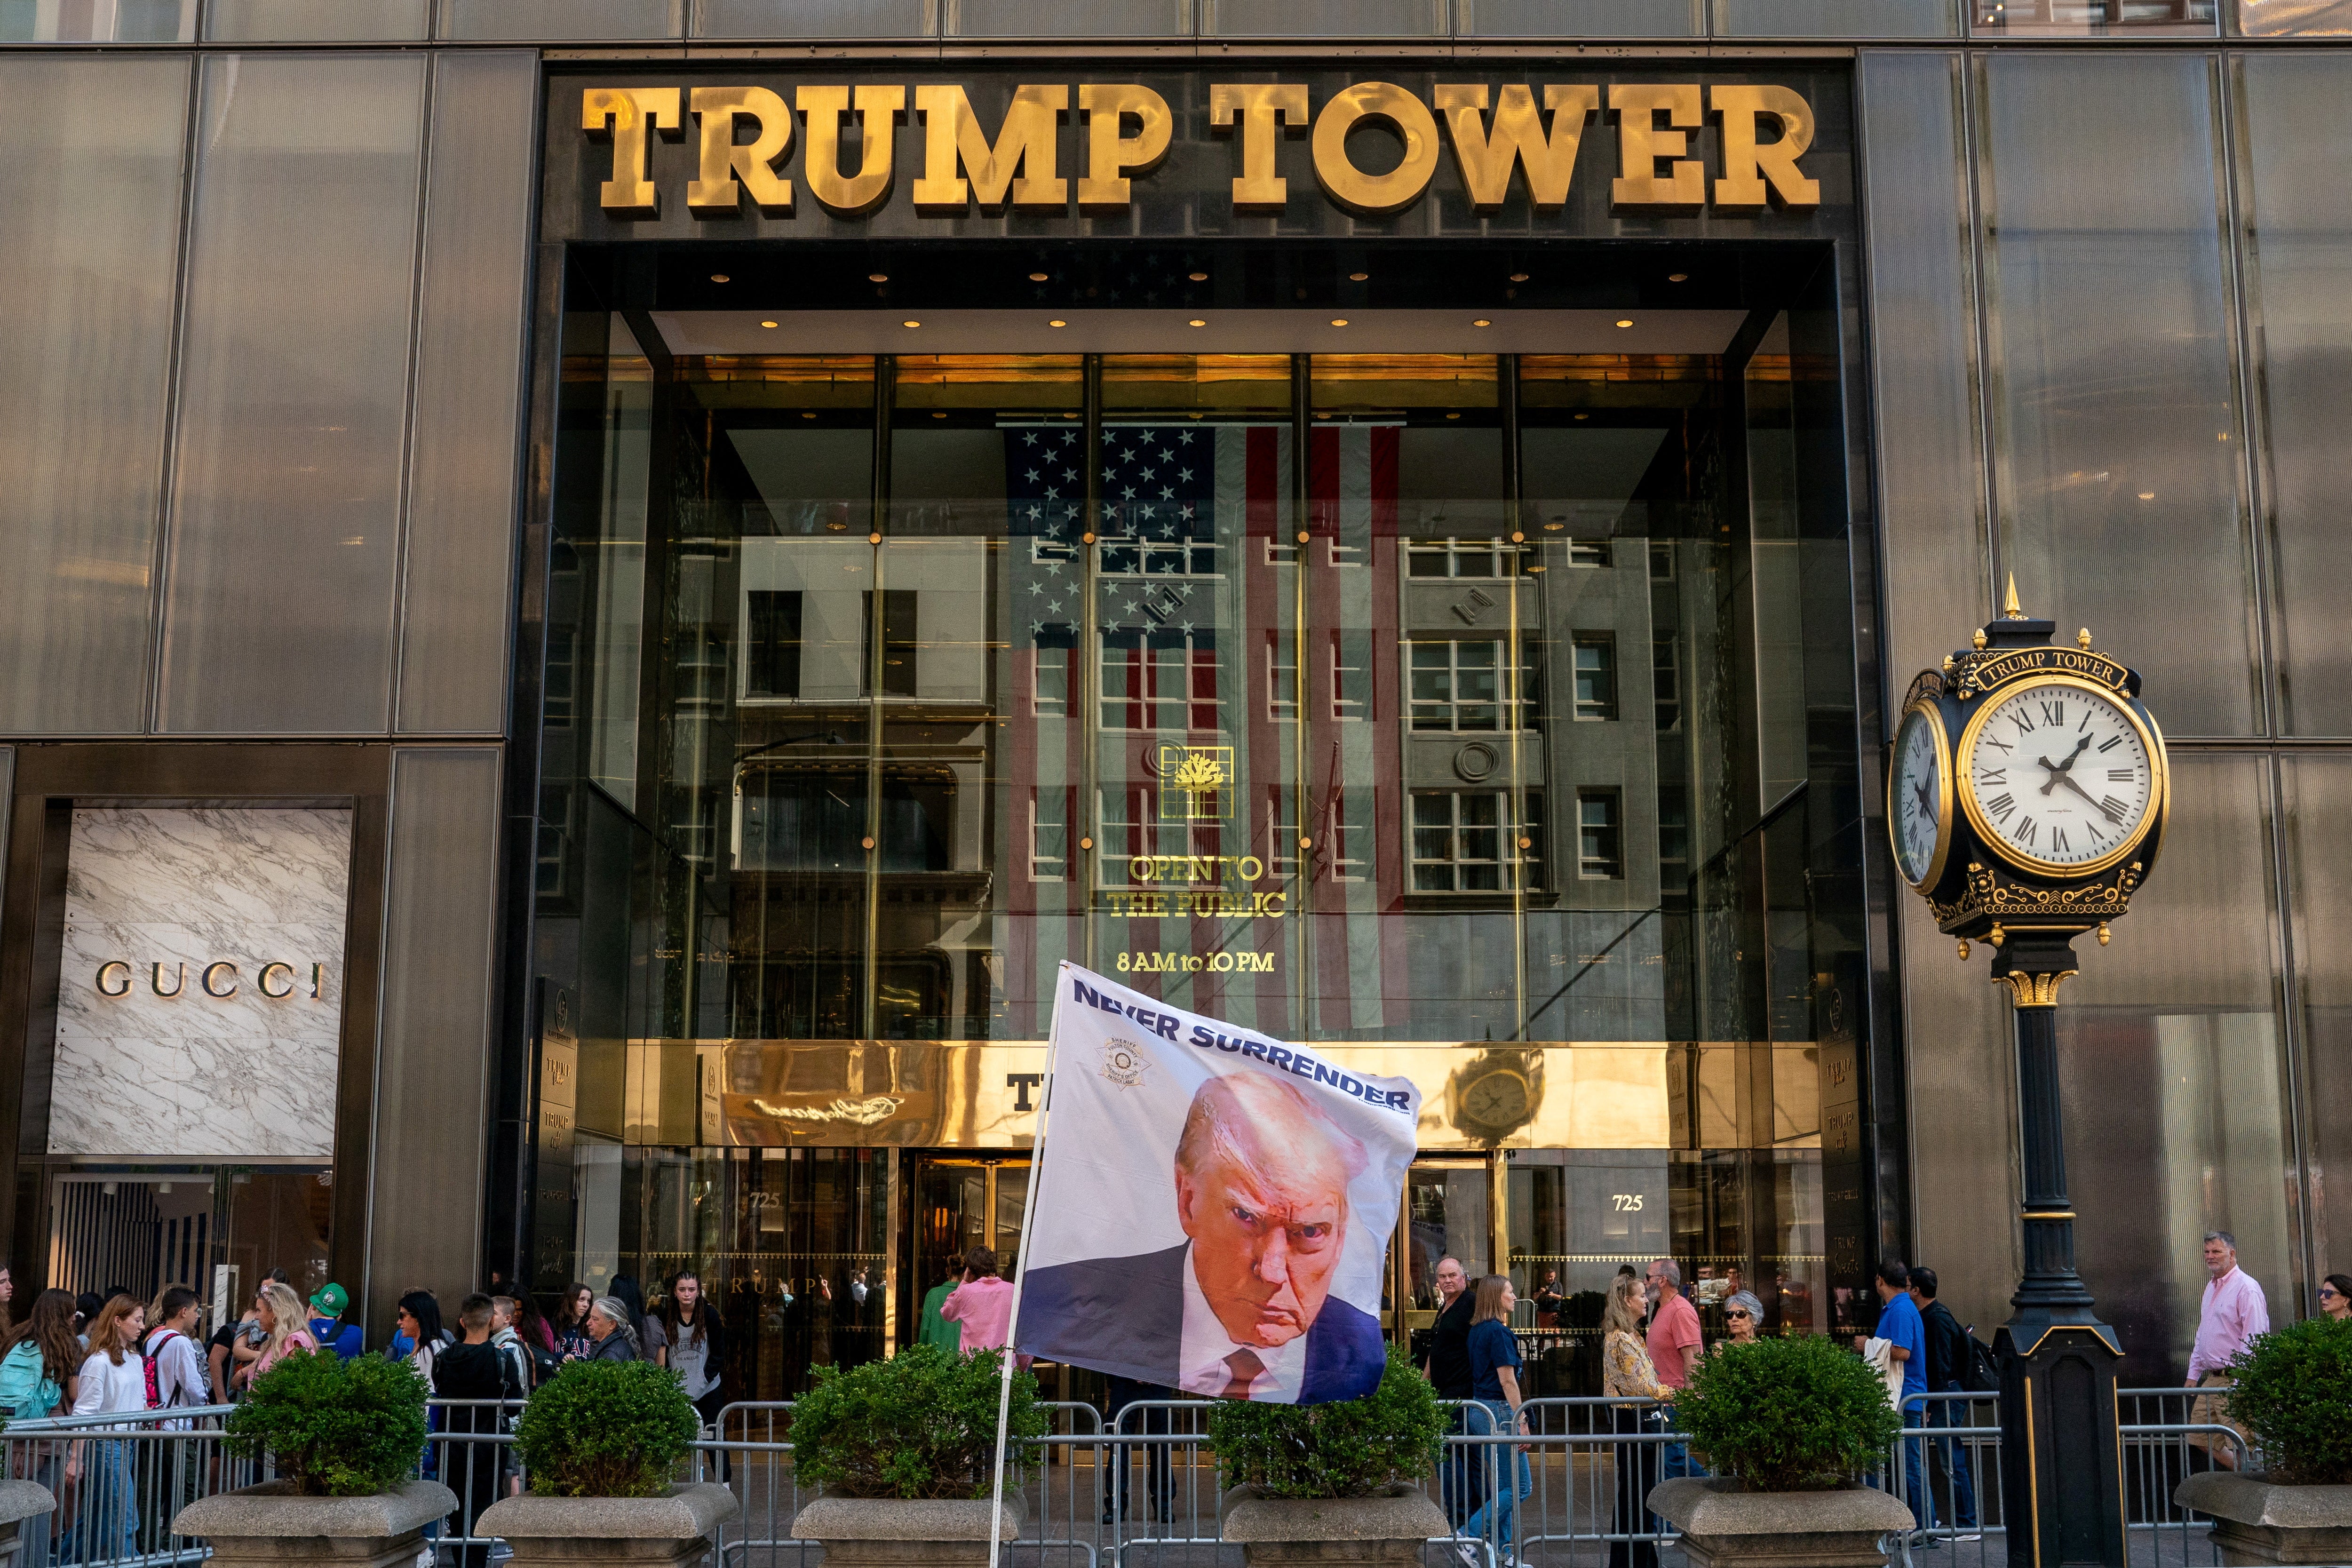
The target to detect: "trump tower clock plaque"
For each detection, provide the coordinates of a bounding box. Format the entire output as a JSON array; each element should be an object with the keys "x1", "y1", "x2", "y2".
[{"x1": 1884, "y1": 577, "x2": 2170, "y2": 1568}]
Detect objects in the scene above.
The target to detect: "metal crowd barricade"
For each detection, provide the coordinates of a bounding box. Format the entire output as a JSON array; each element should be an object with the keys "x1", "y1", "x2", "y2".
[
  {"x1": 1, "y1": 1403, "x2": 265, "y2": 1568},
  {"x1": 2117, "y1": 1385, "x2": 2246, "y2": 1568},
  {"x1": 0, "y1": 1381, "x2": 2265, "y2": 1568}
]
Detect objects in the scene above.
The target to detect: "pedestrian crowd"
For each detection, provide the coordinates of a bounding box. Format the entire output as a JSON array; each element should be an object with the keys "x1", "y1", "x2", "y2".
[
  {"x1": 1414, "y1": 1252, "x2": 2003, "y2": 1568},
  {"x1": 0, "y1": 1265, "x2": 743, "y2": 1568},
  {"x1": 0, "y1": 1228, "x2": 2327, "y2": 1568}
]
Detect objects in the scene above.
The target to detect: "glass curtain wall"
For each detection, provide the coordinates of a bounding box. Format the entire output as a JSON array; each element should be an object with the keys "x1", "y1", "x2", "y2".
[{"x1": 536, "y1": 322, "x2": 1865, "y2": 1394}]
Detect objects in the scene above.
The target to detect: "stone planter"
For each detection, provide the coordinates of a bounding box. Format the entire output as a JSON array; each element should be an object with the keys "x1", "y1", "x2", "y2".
[
  {"x1": 1647, "y1": 1477, "x2": 1915, "y2": 1568},
  {"x1": 2176, "y1": 1472, "x2": 2352, "y2": 1566},
  {"x1": 478, "y1": 1483, "x2": 739, "y2": 1567},
  {"x1": 1220, "y1": 1482, "x2": 1449, "y2": 1568},
  {"x1": 791, "y1": 1494, "x2": 1024, "y2": 1568},
  {"x1": 172, "y1": 1478, "x2": 457, "y2": 1568},
  {"x1": 0, "y1": 1480, "x2": 55, "y2": 1568}
]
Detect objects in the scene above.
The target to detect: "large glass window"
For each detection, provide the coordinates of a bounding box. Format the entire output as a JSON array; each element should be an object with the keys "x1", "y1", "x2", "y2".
[
  {"x1": 1976, "y1": 53, "x2": 2259, "y2": 737},
  {"x1": 1095, "y1": 353, "x2": 1297, "y2": 1032},
  {"x1": 536, "y1": 327, "x2": 1861, "y2": 1374}
]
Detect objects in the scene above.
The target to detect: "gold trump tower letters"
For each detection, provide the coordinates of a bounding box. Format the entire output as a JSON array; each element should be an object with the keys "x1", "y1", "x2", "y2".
[{"x1": 584, "y1": 80, "x2": 1820, "y2": 219}]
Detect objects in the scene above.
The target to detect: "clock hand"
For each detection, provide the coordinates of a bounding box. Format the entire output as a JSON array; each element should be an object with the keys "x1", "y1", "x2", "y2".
[
  {"x1": 2034, "y1": 736, "x2": 2093, "y2": 792},
  {"x1": 2038, "y1": 770, "x2": 2122, "y2": 823}
]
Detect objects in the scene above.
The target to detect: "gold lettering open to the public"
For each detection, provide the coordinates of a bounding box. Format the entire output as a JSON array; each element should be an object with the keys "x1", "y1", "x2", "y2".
[
  {"x1": 689, "y1": 85, "x2": 794, "y2": 214},
  {"x1": 583, "y1": 86, "x2": 681, "y2": 214},
  {"x1": 1078, "y1": 83, "x2": 1172, "y2": 207},
  {"x1": 1209, "y1": 82, "x2": 1310, "y2": 211},
  {"x1": 1433, "y1": 83, "x2": 1599, "y2": 211},
  {"x1": 1609, "y1": 83, "x2": 1704, "y2": 208},
  {"x1": 914, "y1": 84, "x2": 1069, "y2": 210}
]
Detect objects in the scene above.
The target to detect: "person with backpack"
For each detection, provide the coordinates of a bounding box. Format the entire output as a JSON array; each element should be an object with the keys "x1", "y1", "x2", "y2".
[
  {"x1": 1907, "y1": 1266, "x2": 1981, "y2": 1542},
  {"x1": 305, "y1": 1283, "x2": 363, "y2": 1360},
  {"x1": 488, "y1": 1297, "x2": 538, "y2": 1395},
  {"x1": 136, "y1": 1288, "x2": 207, "y2": 1555},
  {"x1": 3, "y1": 1290, "x2": 82, "y2": 1568},
  {"x1": 140, "y1": 1288, "x2": 207, "y2": 1417}
]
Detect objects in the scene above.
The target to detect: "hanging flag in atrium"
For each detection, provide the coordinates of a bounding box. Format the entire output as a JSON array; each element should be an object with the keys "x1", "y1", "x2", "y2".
[{"x1": 1012, "y1": 961, "x2": 1418, "y2": 1403}]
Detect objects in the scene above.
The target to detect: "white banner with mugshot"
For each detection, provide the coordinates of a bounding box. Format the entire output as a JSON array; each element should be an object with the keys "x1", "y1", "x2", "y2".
[{"x1": 1016, "y1": 963, "x2": 1419, "y2": 1405}]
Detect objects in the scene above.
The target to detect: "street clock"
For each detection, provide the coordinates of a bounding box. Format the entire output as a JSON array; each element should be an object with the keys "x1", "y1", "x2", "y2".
[
  {"x1": 1884, "y1": 575, "x2": 2171, "y2": 1568},
  {"x1": 1887, "y1": 579, "x2": 2169, "y2": 951}
]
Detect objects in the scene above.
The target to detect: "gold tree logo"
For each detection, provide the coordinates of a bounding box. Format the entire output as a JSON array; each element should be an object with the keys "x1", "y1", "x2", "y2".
[{"x1": 1158, "y1": 745, "x2": 1234, "y2": 821}]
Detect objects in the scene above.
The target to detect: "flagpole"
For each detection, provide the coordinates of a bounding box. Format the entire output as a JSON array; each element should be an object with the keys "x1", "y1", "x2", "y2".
[{"x1": 987, "y1": 962, "x2": 1068, "y2": 1568}]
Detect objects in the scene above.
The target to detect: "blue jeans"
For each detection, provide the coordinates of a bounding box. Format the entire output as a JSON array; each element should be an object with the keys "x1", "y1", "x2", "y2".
[
  {"x1": 57, "y1": 1439, "x2": 137, "y2": 1566},
  {"x1": 1459, "y1": 1401, "x2": 1530, "y2": 1553},
  {"x1": 1868, "y1": 1405, "x2": 1931, "y2": 1529},
  {"x1": 1656, "y1": 1402, "x2": 1695, "y2": 1481},
  {"x1": 1928, "y1": 1385, "x2": 1980, "y2": 1530},
  {"x1": 1440, "y1": 1406, "x2": 1481, "y2": 1529}
]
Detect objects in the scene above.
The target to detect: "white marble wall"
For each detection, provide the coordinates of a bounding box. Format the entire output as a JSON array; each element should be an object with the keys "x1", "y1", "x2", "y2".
[{"x1": 52, "y1": 808, "x2": 352, "y2": 1160}]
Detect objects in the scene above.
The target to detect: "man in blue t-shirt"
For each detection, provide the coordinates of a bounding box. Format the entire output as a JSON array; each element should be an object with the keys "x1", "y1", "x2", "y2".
[
  {"x1": 306, "y1": 1283, "x2": 364, "y2": 1361},
  {"x1": 1856, "y1": 1260, "x2": 1929, "y2": 1531}
]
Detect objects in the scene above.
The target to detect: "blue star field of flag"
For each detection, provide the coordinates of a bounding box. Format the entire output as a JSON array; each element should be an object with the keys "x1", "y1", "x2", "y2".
[{"x1": 1006, "y1": 423, "x2": 1220, "y2": 645}]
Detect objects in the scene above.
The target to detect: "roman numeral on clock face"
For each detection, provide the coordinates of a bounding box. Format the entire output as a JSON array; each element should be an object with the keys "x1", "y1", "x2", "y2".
[{"x1": 1969, "y1": 679, "x2": 2153, "y2": 867}]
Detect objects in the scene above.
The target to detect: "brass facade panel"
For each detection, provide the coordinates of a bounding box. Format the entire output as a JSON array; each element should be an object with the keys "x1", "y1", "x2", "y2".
[{"x1": 629, "y1": 1038, "x2": 1820, "y2": 1152}]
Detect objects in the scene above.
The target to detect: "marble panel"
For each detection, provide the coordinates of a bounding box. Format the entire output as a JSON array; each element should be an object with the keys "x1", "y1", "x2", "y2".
[{"x1": 52, "y1": 808, "x2": 352, "y2": 1160}]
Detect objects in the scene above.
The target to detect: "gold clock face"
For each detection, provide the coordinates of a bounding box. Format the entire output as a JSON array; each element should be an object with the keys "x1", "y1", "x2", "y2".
[
  {"x1": 1458, "y1": 1070, "x2": 1530, "y2": 1128},
  {"x1": 1958, "y1": 674, "x2": 2160, "y2": 876},
  {"x1": 1889, "y1": 700, "x2": 1952, "y2": 890}
]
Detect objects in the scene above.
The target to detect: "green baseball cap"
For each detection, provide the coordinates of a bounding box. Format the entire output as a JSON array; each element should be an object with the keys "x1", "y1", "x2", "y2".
[{"x1": 309, "y1": 1283, "x2": 348, "y2": 1316}]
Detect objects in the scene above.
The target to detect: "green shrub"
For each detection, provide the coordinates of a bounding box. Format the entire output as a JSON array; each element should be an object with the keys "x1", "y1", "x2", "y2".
[
  {"x1": 2227, "y1": 1315, "x2": 2352, "y2": 1484},
  {"x1": 223, "y1": 1349, "x2": 428, "y2": 1496},
  {"x1": 789, "y1": 1343, "x2": 1046, "y2": 1500},
  {"x1": 514, "y1": 1359, "x2": 700, "y2": 1497},
  {"x1": 1679, "y1": 1334, "x2": 1902, "y2": 1491},
  {"x1": 1208, "y1": 1347, "x2": 1444, "y2": 1499}
]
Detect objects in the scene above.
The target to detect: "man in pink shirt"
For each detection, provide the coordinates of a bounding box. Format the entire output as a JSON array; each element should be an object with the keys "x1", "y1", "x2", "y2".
[
  {"x1": 939, "y1": 1246, "x2": 1031, "y2": 1366},
  {"x1": 2185, "y1": 1231, "x2": 2268, "y2": 1470},
  {"x1": 1646, "y1": 1258, "x2": 1704, "y2": 1479}
]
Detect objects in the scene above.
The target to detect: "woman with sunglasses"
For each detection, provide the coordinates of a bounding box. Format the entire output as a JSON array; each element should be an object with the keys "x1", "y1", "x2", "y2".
[
  {"x1": 1714, "y1": 1290, "x2": 1765, "y2": 1351},
  {"x1": 2321, "y1": 1274, "x2": 2352, "y2": 1322}
]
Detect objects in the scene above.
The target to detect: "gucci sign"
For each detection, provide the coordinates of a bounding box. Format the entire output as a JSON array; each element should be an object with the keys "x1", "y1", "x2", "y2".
[{"x1": 95, "y1": 961, "x2": 329, "y2": 1001}]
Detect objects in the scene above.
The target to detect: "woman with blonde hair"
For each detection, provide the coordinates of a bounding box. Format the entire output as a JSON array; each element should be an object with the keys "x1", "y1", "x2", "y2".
[
  {"x1": 233, "y1": 1282, "x2": 318, "y2": 1390},
  {"x1": 60, "y1": 1294, "x2": 147, "y2": 1565},
  {"x1": 1601, "y1": 1272, "x2": 1671, "y2": 1568}
]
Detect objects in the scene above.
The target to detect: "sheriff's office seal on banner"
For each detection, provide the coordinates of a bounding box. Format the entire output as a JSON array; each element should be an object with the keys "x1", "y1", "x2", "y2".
[{"x1": 1016, "y1": 963, "x2": 1419, "y2": 1405}]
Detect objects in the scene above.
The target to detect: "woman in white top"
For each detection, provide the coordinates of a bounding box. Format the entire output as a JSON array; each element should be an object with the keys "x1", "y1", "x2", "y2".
[{"x1": 62, "y1": 1294, "x2": 146, "y2": 1566}]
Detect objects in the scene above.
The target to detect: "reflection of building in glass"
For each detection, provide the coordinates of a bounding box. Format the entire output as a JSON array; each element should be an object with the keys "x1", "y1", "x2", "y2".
[{"x1": 533, "y1": 342, "x2": 1850, "y2": 1396}]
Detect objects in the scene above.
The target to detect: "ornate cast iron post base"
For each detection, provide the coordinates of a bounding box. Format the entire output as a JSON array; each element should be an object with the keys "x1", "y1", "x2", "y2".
[{"x1": 1991, "y1": 927, "x2": 2126, "y2": 1568}]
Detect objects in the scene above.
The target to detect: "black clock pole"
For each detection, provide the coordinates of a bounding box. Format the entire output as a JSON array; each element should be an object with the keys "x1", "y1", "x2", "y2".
[
  {"x1": 1991, "y1": 927, "x2": 2127, "y2": 1568},
  {"x1": 1902, "y1": 584, "x2": 2162, "y2": 1567}
]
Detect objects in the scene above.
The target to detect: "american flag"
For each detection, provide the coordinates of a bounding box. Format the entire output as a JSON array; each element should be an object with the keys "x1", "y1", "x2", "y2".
[
  {"x1": 1005, "y1": 422, "x2": 1241, "y2": 644},
  {"x1": 997, "y1": 419, "x2": 1448, "y2": 1041}
]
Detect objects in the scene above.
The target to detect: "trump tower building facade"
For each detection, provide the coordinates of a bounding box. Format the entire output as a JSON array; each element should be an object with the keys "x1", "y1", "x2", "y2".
[{"x1": 1, "y1": 0, "x2": 2350, "y2": 1400}]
